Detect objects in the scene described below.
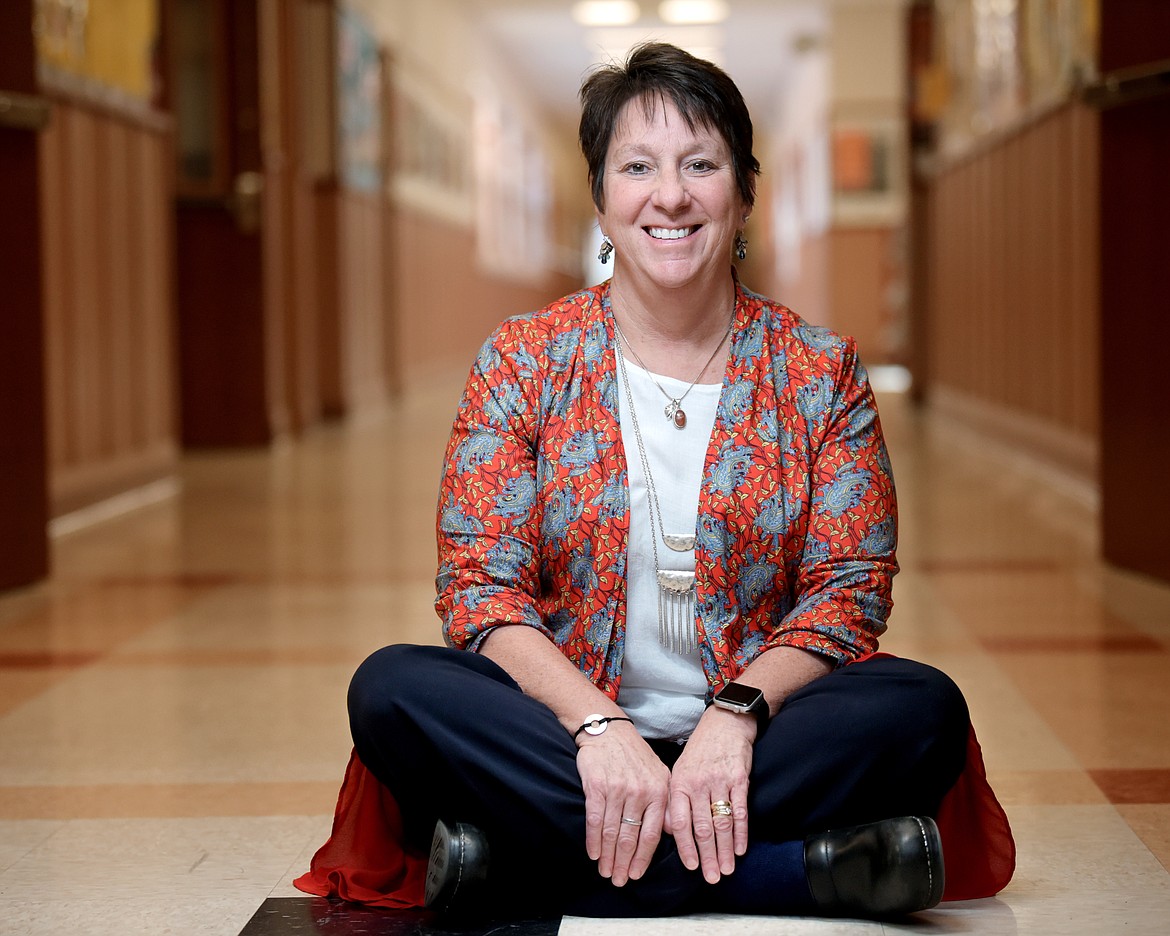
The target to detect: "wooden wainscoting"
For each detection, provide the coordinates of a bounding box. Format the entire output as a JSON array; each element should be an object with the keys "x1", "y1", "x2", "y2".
[
  {"x1": 0, "y1": 0, "x2": 50, "y2": 586},
  {"x1": 921, "y1": 101, "x2": 1100, "y2": 482},
  {"x1": 829, "y1": 225, "x2": 903, "y2": 365},
  {"x1": 39, "y1": 94, "x2": 178, "y2": 517},
  {"x1": 390, "y1": 206, "x2": 580, "y2": 389},
  {"x1": 316, "y1": 184, "x2": 389, "y2": 417}
]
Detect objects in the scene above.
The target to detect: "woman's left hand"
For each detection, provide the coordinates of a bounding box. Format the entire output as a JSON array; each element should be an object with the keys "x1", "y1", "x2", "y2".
[{"x1": 666, "y1": 706, "x2": 756, "y2": 884}]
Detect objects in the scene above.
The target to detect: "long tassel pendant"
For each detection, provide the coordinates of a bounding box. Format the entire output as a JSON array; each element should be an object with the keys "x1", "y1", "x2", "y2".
[{"x1": 657, "y1": 570, "x2": 697, "y2": 654}]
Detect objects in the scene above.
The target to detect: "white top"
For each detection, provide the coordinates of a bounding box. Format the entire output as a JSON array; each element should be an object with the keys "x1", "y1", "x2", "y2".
[{"x1": 614, "y1": 357, "x2": 721, "y2": 740}]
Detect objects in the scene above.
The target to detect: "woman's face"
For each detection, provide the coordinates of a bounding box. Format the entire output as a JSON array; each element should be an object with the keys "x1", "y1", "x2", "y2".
[{"x1": 598, "y1": 95, "x2": 747, "y2": 294}]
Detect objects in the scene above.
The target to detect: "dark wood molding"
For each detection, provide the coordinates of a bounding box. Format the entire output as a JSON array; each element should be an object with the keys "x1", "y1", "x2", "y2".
[{"x1": 0, "y1": 0, "x2": 50, "y2": 588}]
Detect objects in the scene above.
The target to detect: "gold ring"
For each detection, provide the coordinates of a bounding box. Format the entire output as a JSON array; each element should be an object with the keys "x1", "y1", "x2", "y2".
[{"x1": 710, "y1": 800, "x2": 733, "y2": 818}]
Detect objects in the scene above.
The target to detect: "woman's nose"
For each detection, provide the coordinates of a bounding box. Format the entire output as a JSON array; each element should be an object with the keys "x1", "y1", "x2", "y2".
[{"x1": 652, "y1": 168, "x2": 691, "y2": 211}]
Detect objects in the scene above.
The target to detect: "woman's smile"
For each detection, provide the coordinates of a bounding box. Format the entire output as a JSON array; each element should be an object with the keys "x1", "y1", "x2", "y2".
[{"x1": 647, "y1": 225, "x2": 700, "y2": 240}]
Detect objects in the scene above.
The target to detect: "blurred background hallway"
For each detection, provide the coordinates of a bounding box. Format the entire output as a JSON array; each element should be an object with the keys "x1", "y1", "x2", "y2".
[{"x1": 1, "y1": 1, "x2": 1169, "y2": 933}]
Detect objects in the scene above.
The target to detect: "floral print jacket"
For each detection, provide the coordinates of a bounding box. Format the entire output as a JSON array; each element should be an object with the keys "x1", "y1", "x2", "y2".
[{"x1": 435, "y1": 278, "x2": 898, "y2": 701}]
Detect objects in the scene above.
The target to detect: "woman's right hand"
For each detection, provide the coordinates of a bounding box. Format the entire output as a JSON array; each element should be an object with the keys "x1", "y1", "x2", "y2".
[{"x1": 576, "y1": 720, "x2": 672, "y2": 887}]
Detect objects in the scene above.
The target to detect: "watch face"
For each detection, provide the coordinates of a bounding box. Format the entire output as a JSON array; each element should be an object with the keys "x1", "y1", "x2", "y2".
[{"x1": 716, "y1": 682, "x2": 763, "y2": 708}]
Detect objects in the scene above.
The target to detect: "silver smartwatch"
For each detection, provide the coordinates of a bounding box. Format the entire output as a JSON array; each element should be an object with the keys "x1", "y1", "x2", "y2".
[{"x1": 711, "y1": 681, "x2": 769, "y2": 731}]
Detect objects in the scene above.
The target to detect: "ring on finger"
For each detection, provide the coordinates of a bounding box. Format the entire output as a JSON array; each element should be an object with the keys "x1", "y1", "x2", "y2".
[
  {"x1": 621, "y1": 816, "x2": 643, "y2": 826},
  {"x1": 710, "y1": 800, "x2": 733, "y2": 818}
]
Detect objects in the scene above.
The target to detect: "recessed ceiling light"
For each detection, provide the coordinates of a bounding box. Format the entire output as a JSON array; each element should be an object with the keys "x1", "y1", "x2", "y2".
[
  {"x1": 572, "y1": 1, "x2": 641, "y2": 27},
  {"x1": 586, "y1": 25, "x2": 725, "y2": 65},
  {"x1": 658, "y1": 0, "x2": 729, "y2": 26}
]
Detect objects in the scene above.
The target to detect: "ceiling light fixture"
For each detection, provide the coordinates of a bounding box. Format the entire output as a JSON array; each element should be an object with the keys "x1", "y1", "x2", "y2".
[
  {"x1": 572, "y1": 1, "x2": 642, "y2": 27},
  {"x1": 657, "y1": 0, "x2": 729, "y2": 26}
]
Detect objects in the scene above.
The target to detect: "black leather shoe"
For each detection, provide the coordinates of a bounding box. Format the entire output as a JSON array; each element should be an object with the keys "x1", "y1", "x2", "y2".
[
  {"x1": 804, "y1": 816, "x2": 944, "y2": 918},
  {"x1": 424, "y1": 818, "x2": 490, "y2": 913}
]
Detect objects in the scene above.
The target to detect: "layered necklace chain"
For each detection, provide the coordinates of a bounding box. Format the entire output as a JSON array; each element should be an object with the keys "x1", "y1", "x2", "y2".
[
  {"x1": 612, "y1": 317, "x2": 733, "y2": 431},
  {"x1": 612, "y1": 311, "x2": 732, "y2": 654}
]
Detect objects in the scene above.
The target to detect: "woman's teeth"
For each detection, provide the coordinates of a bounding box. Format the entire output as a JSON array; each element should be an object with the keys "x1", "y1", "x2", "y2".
[{"x1": 648, "y1": 226, "x2": 696, "y2": 240}]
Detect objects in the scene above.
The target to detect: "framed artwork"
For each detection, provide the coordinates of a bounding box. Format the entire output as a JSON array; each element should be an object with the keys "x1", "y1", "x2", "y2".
[
  {"x1": 337, "y1": 7, "x2": 382, "y2": 193},
  {"x1": 931, "y1": 0, "x2": 1098, "y2": 154},
  {"x1": 35, "y1": 0, "x2": 159, "y2": 104},
  {"x1": 831, "y1": 119, "x2": 904, "y2": 226}
]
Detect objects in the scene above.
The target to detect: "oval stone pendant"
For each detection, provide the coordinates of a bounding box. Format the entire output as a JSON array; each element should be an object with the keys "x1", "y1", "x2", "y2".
[{"x1": 672, "y1": 407, "x2": 687, "y2": 429}]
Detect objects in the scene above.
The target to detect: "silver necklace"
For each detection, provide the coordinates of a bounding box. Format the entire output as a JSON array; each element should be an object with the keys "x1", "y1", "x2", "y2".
[
  {"x1": 612, "y1": 316, "x2": 732, "y2": 430},
  {"x1": 613, "y1": 330, "x2": 699, "y2": 654}
]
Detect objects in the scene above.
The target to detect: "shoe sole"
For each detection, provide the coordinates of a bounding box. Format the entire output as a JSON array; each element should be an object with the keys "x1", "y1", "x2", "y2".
[
  {"x1": 914, "y1": 816, "x2": 945, "y2": 911},
  {"x1": 424, "y1": 819, "x2": 463, "y2": 909}
]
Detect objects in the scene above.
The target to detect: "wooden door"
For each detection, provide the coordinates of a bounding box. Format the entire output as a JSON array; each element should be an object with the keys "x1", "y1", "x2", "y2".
[
  {"x1": 0, "y1": 0, "x2": 51, "y2": 588},
  {"x1": 1093, "y1": 2, "x2": 1170, "y2": 583},
  {"x1": 167, "y1": 0, "x2": 289, "y2": 445}
]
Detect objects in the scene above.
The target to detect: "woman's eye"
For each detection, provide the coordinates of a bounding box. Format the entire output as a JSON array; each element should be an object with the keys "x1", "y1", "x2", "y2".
[
  {"x1": 624, "y1": 162, "x2": 650, "y2": 174},
  {"x1": 689, "y1": 160, "x2": 714, "y2": 172}
]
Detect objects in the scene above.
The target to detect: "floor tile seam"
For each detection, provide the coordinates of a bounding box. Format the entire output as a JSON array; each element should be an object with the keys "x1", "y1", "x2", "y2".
[
  {"x1": 977, "y1": 639, "x2": 1169, "y2": 654},
  {"x1": 85, "y1": 574, "x2": 430, "y2": 588},
  {"x1": 0, "y1": 638, "x2": 444, "y2": 669},
  {"x1": 0, "y1": 667, "x2": 98, "y2": 719},
  {"x1": 0, "y1": 783, "x2": 341, "y2": 821},
  {"x1": 0, "y1": 651, "x2": 105, "y2": 669},
  {"x1": 91, "y1": 651, "x2": 371, "y2": 667},
  {"x1": 264, "y1": 848, "x2": 314, "y2": 904},
  {"x1": 0, "y1": 585, "x2": 223, "y2": 673},
  {"x1": 1087, "y1": 769, "x2": 1170, "y2": 805},
  {"x1": 1012, "y1": 800, "x2": 1170, "y2": 882}
]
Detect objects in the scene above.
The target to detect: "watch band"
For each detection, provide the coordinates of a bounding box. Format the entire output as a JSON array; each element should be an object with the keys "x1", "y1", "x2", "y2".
[{"x1": 573, "y1": 714, "x2": 634, "y2": 739}]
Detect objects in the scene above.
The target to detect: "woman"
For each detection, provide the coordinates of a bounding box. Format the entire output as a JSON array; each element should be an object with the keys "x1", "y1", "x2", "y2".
[{"x1": 297, "y1": 42, "x2": 1014, "y2": 920}]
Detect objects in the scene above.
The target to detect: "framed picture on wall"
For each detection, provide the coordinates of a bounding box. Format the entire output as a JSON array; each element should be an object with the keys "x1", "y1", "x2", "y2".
[
  {"x1": 337, "y1": 7, "x2": 382, "y2": 193},
  {"x1": 36, "y1": 0, "x2": 159, "y2": 104},
  {"x1": 830, "y1": 118, "x2": 904, "y2": 226}
]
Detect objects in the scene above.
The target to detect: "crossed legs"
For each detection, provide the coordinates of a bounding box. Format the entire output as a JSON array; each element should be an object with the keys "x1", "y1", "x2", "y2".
[{"x1": 347, "y1": 644, "x2": 969, "y2": 917}]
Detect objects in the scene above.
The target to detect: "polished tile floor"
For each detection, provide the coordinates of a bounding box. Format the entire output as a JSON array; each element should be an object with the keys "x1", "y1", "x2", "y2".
[{"x1": 1, "y1": 374, "x2": 1169, "y2": 935}]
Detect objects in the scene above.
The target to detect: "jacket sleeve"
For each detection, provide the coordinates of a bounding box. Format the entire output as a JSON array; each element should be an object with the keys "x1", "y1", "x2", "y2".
[
  {"x1": 768, "y1": 339, "x2": 898, "y2": 663},
  {"x1": 434, "y1": 327, "x2": 551, "y2": 651}
]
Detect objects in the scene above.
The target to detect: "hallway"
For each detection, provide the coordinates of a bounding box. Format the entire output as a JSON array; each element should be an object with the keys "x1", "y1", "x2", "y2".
[{"x1": 0, "y1": 373, "x2": 1167, "y2": 935}]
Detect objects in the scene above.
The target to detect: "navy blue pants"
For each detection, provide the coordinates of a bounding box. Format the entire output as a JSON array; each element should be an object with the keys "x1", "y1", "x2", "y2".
[{"x1": 347, "y1": 645, "x2": 968, "y2": 917}]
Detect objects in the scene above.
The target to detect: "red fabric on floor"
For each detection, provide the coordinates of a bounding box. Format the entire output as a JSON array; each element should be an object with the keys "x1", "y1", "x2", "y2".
[
  {"x1": 294, "y1": 749, "x2": 426, "y2": 908},
  {"x1": 937, "y1": 724, "x2": 1016, "y2": 900}
]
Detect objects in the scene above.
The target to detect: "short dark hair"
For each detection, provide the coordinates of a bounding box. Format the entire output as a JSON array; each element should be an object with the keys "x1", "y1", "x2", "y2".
[{"x1": 578, "y1": 42, "x2": 760, "y2": 212}]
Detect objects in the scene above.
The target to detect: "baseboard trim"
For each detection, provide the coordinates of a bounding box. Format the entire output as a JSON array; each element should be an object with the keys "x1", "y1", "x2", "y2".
[{"x1": 927, "y1": 386, "x2": 1100, "y2": 516}]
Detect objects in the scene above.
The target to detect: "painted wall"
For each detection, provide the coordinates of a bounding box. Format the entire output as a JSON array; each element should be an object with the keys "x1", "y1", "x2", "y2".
[
  {"x1": 346, "y1": 0, "x2": 589, "y2": 384},
  {"x1": 765, "y1": 0, "x2": 908, "y2": 365}
]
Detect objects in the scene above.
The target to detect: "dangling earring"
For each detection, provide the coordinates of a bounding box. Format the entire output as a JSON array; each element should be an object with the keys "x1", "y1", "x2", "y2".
[
  {"x1": 734, "y1": 232, "x2": 748, "y2": 261},
  {"x1": 598, "y1": 236, "x2": 614, "y2": 265}
]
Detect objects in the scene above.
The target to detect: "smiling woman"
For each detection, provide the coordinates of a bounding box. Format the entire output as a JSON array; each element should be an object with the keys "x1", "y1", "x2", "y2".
[{"x1": 298, "y1": 41, "x2": 1014, "y2": 924}]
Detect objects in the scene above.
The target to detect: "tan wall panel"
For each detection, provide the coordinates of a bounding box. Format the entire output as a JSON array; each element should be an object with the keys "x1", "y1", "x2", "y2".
[
  {"x1": 921, "y1": 102, "x2": 1099, "y2": 479},
  {"x1": 39, "y1": 97, "x2": 178, "y2": 516},
  {"x1": 392, "y1": 208, "x2": 581, "y2": 388},
  {"x1": 340, "y1": 190, "x2": 387, "y2": 411},
  {"x1": 771, "y1": 232, "x2": 830, "y2": 336},
  {"x1": 315, "y1": 185, "x2": 386, "y2": 416},
  {"x1": 827, "y1": 226, "x2": 901, "y2": 364}
]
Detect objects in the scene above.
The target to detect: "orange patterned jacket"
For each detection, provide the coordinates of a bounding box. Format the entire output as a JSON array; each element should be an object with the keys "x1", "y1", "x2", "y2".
[{"x1": 435, "y1": 277, "x2": 898, "y2": 696}]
